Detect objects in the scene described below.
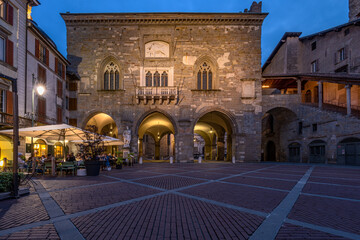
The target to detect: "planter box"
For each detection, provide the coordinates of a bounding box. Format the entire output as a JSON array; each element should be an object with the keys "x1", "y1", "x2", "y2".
[{"x1": 85, "y1": 161, "x2": 100, "y2": 176}]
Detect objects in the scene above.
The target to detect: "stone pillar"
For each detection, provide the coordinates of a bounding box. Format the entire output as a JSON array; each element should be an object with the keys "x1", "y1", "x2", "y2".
[
  {"x1": 345, "y1": 84, "x2": 352, "y2": 116},
  {"x1": 205, "y1": 144, "x2": 212, "y2": 160},
  {"x1": 217, "y1": 136, "x2": 225, "y2": 161},
  {"x1": 176, "y1": 119, "x2": 194, "y2": 162},
  {"x1": 318, "y1": 81, "x2": 323, "y2": 109},
  {"x1": 226, "y1": 134, "x2": 233, "y2": 162},
  {"x1": 297, "y1": 79, "x2": 302, "y2": 102},
  {"x1": 155, "y1": 141, "x2": 160, "y2": 160},
  {"x1": 138, "y1": 138, "x2": 143, "y2": 157}
]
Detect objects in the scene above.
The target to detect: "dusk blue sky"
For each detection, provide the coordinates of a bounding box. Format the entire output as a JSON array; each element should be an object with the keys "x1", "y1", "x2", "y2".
[{"x1": 32, "y1": 0, "x2": 349, "y2": 65}]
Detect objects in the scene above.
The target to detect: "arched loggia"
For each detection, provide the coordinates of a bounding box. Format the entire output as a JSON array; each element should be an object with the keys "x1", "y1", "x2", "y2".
[
  {"x1": 137, "y1": 112, "x2": 175, "y2": 161},
  {"x1": 193, "y1": 111, "x2": 234, "y2": 161}
]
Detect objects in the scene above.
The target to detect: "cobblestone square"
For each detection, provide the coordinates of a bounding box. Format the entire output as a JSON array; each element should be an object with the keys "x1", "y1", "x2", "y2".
[{"x1": 0, "y1": 163, "x2": 360, "y2": 239}]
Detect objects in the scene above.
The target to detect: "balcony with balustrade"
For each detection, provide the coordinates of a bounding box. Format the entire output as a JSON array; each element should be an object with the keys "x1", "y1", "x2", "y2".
[{"x1": 136, "y1": 87, "x2": 178, "y2": 104}]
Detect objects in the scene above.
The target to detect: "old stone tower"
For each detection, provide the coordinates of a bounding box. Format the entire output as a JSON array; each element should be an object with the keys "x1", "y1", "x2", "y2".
[
  {"x1": 62, "y1": 2, "x2": 267, "y2": 162},
  {"x1": 349, "y1": 0, "x2": 360, "y2": 21}
]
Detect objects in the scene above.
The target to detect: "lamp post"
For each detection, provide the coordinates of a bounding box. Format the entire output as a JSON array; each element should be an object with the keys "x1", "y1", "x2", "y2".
[{"x1": 31, "y1": 74, "x2": 45, "y2": 174}]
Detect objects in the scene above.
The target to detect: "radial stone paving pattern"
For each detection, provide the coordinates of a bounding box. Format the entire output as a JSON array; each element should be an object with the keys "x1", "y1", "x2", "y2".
[
  {"x1": 0, "y1": 163, "x2": 360, "y2": 240},
  {"x1": 71, "y1": 194, "x2": 265, "y2": 240}
]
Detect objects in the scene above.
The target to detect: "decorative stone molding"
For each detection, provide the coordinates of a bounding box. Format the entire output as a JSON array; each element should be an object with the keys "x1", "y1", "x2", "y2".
[{"x1": 61, "y1": 13, "x2": 268, "y2": 26}]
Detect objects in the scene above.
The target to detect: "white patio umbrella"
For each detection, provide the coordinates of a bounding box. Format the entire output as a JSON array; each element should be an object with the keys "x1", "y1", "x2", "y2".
[{"x1": 0, "y1": 124, "x2": 122, "y2": 159}]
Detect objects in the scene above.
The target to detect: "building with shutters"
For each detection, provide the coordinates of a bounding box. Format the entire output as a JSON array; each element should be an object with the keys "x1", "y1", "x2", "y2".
[{"x1": 0, "y1": 0, "x2": 70, "y2": 161}]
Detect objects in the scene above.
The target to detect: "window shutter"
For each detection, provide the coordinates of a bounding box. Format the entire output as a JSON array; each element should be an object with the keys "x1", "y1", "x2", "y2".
[
  {"x1": 57, "y1": 80, "x2": 63, "y2": 98},
  {"x1": 334, "y1": 52, "x2": 337, "y2": 65},
  {"x1": 6, "y1": 39, "x2": 13, "y2": 66},
  {"x1": 35, "y1": 39, "x2": 40, "y2": 59},
  {"x1": 57, "y1": 107, "x2": 62, "y2": 123},
  {"x1": 6, "y1": 90, "x2": 13, "y2": 114},
  {"x1": 55, "y1": 58, "x2": 58, "y2": 73},
  {"x1": 69, "y1": 98, "x2": 77, "y2": 111},
  {"x1": 7, "y1": 4, "x2": 13, "y2": 26},
  {"x1": 62, "y1": 64, "x2": 65, "y2": 79},
  {"x1": 45, "y1": 48, "x2": 49, "y2": 66}
]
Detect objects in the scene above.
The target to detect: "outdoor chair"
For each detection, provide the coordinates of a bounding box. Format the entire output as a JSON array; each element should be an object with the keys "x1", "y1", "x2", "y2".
[
  {"x1": 59, "y1": 162, "x2": 76, "y2": 176},
  {"x1": 43, "y1": 162, "x2": 52, "y2": 175}
]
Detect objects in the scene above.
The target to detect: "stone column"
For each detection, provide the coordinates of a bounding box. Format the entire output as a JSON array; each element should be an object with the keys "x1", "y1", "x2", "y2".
[
  {"x1": 217, "y1": 136, "x2": 225, "y2": 161},
  {"x1": 176, "y1": 119, "x2": 194, "y2": 162},
  {"x1": 297, "y1": 79, "x2": 302, "y2": 102},
  {"x1": 345, "y1": 84, "x2": 352, "y2": 116},
  {"x1": 155, "y1": 141, "x2": 160, "y2": 160},
  {"x1": 318, "y1": 81, "x2": 323, "y2": 109},
  {"x1": 138, "y1": 138, "x2": 143, "y2": 157},
  {"x1": 204, "y1": 144, "x2": 212, "y2": 160}
]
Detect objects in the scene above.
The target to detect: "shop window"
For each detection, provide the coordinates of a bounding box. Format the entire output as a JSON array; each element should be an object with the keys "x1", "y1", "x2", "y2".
[
  {"x1": 54, "y1": 142, "x2": 63, "y2": 158},
  {"x1": 34, "y1": 139, "x2": 47, "y2": 157}
]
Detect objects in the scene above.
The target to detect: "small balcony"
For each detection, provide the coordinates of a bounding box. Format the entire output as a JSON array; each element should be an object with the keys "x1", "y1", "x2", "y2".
[{"x1": 136, "y1": 87, "x2": 178, "y2": 104}]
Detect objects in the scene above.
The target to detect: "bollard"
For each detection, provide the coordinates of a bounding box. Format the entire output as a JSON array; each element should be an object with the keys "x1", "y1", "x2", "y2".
[
  {"x1": 139, "y1": 157, "x2": 143, "y2": 164},
  {"x1": 198, "y1": 156, "x2": 202, "y2": 164},
  {"x1": 170, "y1": 156, "x2": 173, "y2": 164},
  {"x1": 232, "y1": 156, "x2": 236, "y2": 164}
]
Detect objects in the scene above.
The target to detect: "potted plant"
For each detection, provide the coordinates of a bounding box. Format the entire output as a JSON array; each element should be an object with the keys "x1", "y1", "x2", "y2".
[
  {"x1": 76, "y1": 125, "x2": 106, "y2": 176},
  {"x1": 116, "y1": 156, "x2": 123, "y2": 169}
]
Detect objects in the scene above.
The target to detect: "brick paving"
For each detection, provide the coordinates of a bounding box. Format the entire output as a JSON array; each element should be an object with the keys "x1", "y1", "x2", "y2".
[
  {"x1": 0, "y1": 224, "x2": 59, "y2": 240},
  {"x1": 0, "y1": 194, "x2": 49, "y2": 230},
  {"x1": 276, "y1": 223, "x2": 348, "y2": 240},
  {"x1": 0, "y1": 163, "x2": 359, "y2": 239}
]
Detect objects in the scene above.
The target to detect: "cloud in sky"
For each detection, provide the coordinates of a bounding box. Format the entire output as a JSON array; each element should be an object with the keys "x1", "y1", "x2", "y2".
[{"x1": 32, "y1": 0, "x2": 348, "y2": 65}]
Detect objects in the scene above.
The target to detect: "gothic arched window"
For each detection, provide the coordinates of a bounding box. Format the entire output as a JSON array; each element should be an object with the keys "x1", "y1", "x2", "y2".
[
  {"x1": 154, "y1": 71, "x2": 160, "y2": 87},
  {"x1": 161, "y1": 71, "x2": 168, "y2": 87},
  {"x1": 146, "y1": 71, "x2": 152, "y2": 87},
  {"x1": 104, "y1": 71, "x2": 109, "y2": 90},
  {"x1": 197, "y1": 62, "x2": 213, "y2": 90},
  {"x1": 103, "y1": 62, "x2": 120, "y2": 90}
]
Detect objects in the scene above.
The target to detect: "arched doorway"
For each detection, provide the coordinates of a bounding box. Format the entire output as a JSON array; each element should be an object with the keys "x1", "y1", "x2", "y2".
[
  {"x1": 266, "y1": 141, "x2": 276, "y2": 161},
  {"x1": 288, "y1": 142, "x2": 301, "y2": 162},
  {"x1": 337, "y1": 138, "x2": 360, "y2": 166},
  {"x1": 262, "y1": 107, "x2": 298, "y2": 162},
  {"x1": 137, "y1": 112, "x2": 175, "y2": 161},
  {"x1": 85, "y1": 113, "x2": 118, "y2": 154},
  {"x1": 309, "y1": 140, "x2": 326, "y2": 163},
  {"x1": 193, "y1": 111, "x2": 234, "y2": 161}
]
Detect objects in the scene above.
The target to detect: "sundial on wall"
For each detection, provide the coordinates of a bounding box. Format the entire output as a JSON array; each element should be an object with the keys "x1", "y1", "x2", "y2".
[{"x1": 145, "y1": 41, "x2": 170, "y2": 58}]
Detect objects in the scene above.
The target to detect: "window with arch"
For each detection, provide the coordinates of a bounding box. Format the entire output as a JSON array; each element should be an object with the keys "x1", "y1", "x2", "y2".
[
  {"x1": 103, "y1": 62, "x2": 120, "y2": 90},
  {"x1": 144, "y1": 70, "x2": 169, "y2": 87},
  {"x1": 197, "y1": 62, "x2": 213, "y2": 90}
]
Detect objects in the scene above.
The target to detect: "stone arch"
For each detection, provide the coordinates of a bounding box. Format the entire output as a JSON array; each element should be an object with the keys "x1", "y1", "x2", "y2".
[
  {"x1": 193, "y1": 55, "x2": 218, "y2": 90},
  {"x1": 134, "y1": 109, "x2": 178, "y2": 137},
  {"x1": 191, "y1": 107, "x2": 239, "y2": 135},
  {"x1": 135, "y1": 110, "x2": 177, "y2": 161},
  {"x1": 81, "y1": 110, "x2": 117, "y2": 130},
  {"x1": 192, "y1": 108, "x2": 237, "y2": 161},
  {"x1": 262, "y1": 107, "x2": 298, "y2": 162},
  {"x1": 97, "y1": 55, "x2": 123, "y2": 90}
]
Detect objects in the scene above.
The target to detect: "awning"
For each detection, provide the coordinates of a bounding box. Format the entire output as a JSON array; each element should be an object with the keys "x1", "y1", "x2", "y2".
[{"x1": 0, "y1": 124, "x2": 120, "y2": 142}]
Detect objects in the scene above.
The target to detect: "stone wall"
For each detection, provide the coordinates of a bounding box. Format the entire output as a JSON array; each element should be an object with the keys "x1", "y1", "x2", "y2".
[
  {"x1": 62, "y1": 12, "x2": 267, "y2": 162},
  {"x1": 349, "y1": 0, "x2": 360, "y2": 21}
]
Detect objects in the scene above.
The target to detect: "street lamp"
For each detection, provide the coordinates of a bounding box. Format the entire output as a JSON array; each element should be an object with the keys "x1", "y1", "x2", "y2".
[{"x1": 31, "y1": 74, "x2": 45, "y2": 173}]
